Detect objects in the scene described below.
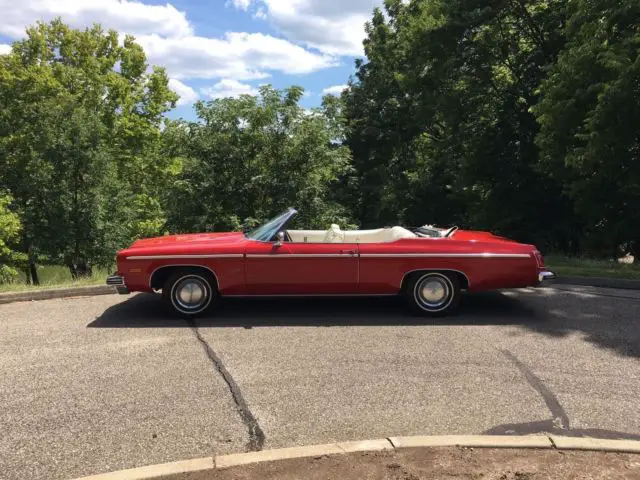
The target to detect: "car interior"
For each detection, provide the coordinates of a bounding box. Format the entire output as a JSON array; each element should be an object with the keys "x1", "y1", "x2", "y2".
[{"x1": 286, "y1": 225, "x2": 419, "y2": 243}]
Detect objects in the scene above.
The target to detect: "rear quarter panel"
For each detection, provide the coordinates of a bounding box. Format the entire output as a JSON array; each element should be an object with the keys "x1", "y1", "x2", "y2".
[{"x1": 357, "y1": 238, "x2": 537, "y2": 294}]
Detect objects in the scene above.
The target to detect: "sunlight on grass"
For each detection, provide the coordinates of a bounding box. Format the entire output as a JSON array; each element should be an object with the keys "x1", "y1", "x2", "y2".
[
  {"x1": 546, "y1": 255, "x2": 640, "y2": 280},
  {"x1": 0, "y1": 265, "x2": 112, "y2": 292}
]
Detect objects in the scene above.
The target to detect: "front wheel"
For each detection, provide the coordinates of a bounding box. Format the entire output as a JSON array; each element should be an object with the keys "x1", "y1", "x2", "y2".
[
  {"x1": 405, "y1": 272, "x2": 460, "y2": 316},
  {"x1": 162, "y1": 268, "x2": 217, "y2": 317}
]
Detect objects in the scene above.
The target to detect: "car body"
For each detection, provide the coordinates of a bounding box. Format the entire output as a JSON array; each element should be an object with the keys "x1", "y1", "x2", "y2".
[{"x1": 107, "y1": 208, "x2": 555, "y2": 316}]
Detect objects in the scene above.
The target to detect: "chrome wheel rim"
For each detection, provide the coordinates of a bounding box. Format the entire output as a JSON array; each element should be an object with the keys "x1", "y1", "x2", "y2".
[
  {"x1": 414, "y1": 274, "x2": 454, "y2": 311},
  {"x1": 173, "y1": 277, "x2": 209, "y2": 311}
]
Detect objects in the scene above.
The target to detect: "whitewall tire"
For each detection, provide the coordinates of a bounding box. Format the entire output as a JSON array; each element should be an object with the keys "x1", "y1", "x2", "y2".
[
  {"x1": 162, "y1": 269, "x2": 216, "y2": 317},
  {"x1": 405, "y1": 272, "x2": 460, "y2": 316}
]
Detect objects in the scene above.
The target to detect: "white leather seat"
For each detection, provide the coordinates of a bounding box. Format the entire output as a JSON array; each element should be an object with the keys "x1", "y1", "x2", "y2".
[
  {"x1": 287, "y1": 225, "x2": 416, "y2": 243},
  {"x1": 323, "y1": 224, "x2": 345, "y2": 243}
]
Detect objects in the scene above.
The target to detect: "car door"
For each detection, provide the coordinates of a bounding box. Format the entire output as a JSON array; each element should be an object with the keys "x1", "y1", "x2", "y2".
[{"x1": 244, "y1": 239, "x2": 359, "y2": 295}]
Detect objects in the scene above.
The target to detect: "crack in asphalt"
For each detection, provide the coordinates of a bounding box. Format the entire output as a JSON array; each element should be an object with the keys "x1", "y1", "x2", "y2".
[
  {"x1": 487, "y1": 349, "x2": 640, "y2": 440},
  {"x1": 500, "y1": 349, "x2": 570, "y2": 429},
  {"x1": 188, "y1": 320, "x2": 265, "y2": 452}
]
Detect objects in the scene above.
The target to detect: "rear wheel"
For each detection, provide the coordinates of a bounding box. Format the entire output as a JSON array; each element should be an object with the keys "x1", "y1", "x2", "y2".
[
  {"x1": 405, "y1": 271, "x2": 460, "y2": 316},
  {"x1": 162, "y1": 268, "x2": 217, "y2": 317}
]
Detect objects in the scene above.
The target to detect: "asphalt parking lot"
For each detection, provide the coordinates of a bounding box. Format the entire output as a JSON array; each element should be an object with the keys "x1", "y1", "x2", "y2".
[{"x1": 1, "y1": 285, "x2": 639, "y2": 479}]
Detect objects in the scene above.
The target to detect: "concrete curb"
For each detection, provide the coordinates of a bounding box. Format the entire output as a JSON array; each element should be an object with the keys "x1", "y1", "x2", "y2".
[
  {"x1": 549, "y1": 435, "x2": 640, "y2": 453},
  {"x1": 554, "y1": 275, "x2": 640, "y2": 290},
  {"x1": 71, "y1": 435, "x2": 640, "y2": 480},
  {"x1": 73, "y1": 457, "x2": 214, "y2": 480},
  {"x1": 387, "y1": 434, "x2": 553, "y2": 449},
  {"x1": 0, "y1": 285, "x2": 116, "y2": 305}
]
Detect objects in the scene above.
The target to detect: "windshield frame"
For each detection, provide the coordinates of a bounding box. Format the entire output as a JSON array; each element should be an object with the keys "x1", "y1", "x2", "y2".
[{"x1": 245, "y1": 208, "x2": 298, "y2": 242}]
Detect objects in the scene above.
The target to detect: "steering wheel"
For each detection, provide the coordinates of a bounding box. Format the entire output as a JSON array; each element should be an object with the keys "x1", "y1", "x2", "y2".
[{"x1": 443, "y1": 226, "x2": 459, "y2": 238}]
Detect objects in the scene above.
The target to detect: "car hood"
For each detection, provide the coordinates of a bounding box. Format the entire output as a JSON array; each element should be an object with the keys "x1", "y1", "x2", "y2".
[{"x1": 129, "y1": 232, "x2": 244, "y2": 248}]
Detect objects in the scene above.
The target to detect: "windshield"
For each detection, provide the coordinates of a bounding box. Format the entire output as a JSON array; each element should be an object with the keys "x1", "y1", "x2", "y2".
[{"x1": 245, "y1": 209, "x2": 297, "y2": 242}]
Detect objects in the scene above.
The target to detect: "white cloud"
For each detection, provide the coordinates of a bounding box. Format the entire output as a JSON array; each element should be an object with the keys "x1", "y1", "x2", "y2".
[
  {"x1": 322, "y1": 84, "x2": 348, "y2": 95},
  {"x1": 254, "y1": 7, "x2": 267, "y2": 20},
  {"x1": 230, "y1": 0, "x2": 381, "y2": 56},
  {"x1": 201, "y1": 79, "x2": 259, "y2": 99},
  {"x1": 168, "y1": 78, "x2": 199, "y2": 106},
  {"x1": 0, "y1": 44, "x2": 11, "y2": 55},
  {"x1": 0, "y1": 0, "x2": 342, "y2": 87},
  {"x1": 138, "y1": 31, "x2": 337, "y2": 80},
  {"x1": 0, "y1": 0, "x2": 192, "y2": 39},
  {"x1": 227, "y1": 0, "x2": 252, "y2": 10}
]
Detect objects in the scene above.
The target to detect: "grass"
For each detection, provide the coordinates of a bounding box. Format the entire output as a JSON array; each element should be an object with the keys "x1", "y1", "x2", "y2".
[
  {"x1": 0, "y1": 265, "x2": 113, "y2": 293},
  {"x1": 545, "y1": 254, "x2": 640, "y2": 280}
]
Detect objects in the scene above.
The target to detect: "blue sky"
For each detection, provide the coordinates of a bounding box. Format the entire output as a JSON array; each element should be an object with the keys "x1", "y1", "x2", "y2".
[{"x1": 0, "y1": 0, "x2": 383, "y2": 120}]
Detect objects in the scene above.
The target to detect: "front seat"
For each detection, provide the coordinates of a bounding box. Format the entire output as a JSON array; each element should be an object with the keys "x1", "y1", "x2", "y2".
[{"x1": 323, "y1": 224, "x2": 344, "y2": 243}]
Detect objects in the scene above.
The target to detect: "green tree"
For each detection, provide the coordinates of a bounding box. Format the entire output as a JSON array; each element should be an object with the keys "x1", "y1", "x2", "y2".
[
  {"x1": 0, "y1": 193, "x2": 24, "y2": 283},
  {"x1": 345, "y1": 0, "x2": 570, "y2": 249},
  {"x1": 535, "y1": 0, "x2": 640, "y2": 256},
  {"x1": 0, "y1": 19, "x2": 177, "y2": 276},
  {"x1": 164, "y1": 85, "x2": 354, "y2": 232}
]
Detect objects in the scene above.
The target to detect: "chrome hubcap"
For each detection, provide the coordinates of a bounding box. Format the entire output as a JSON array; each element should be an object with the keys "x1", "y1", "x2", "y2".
[
  {"x1": 416, "y1": 276, "x2": 451, "y2": 309},
  {"x1": 175, "y1": 278, "x2": 207, "y2": 310}
]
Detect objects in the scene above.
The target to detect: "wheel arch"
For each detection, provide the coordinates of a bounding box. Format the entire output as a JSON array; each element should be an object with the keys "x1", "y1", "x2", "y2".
[
  {"x1": 150, "y1": 265, "x2": 219, "y2": 292},
  {"x1": 400, "y1": 269, "x2": 470, "y2": 293}
]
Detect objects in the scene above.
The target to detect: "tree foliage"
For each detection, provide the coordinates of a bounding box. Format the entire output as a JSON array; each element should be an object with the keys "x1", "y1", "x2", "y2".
[
  {"x1": 0, "y1": 19, "x2": 176, "y2": 276},
  {"x1": 1, "y1": 5, "x2": 639, "y2": 284},
  {"x1": 535, "y1": 0, "x2": 640, "y2": 255},
  {"x1": 163, "y1": 86, "x2": 354, "y2": 232},
  {"x1": 345, "y1": 0, "x2": 640, "y2": 255},
  {"x1": 0, "y1": 193, "x2": 23, "y2": 282}
]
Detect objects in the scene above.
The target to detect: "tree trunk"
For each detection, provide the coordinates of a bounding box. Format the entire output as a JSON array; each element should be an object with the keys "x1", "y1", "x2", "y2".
[
  {"x1": 67, "y1": 262, "x2": 78, "y2": 280},
  {"x1": 68, "y1": 261, "x2": 92, "y2": 279},
  {"x1": 75, "y1": 261, "x2": 92, "y2": 278},
  {"x1": 29, "y1": 259, "x2": 39, "y2": 286}
]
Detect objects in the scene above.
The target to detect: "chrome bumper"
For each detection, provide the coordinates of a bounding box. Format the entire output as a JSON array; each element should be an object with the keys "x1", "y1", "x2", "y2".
[
  {"x1": 537, "y1": 270, "x2": 556, "y2": 286},
  {"x1": 106, "y1": 274, "x2": 129, "y2": 294}
]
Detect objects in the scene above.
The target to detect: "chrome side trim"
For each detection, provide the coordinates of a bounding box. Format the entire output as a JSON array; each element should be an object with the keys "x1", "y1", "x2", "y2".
[
  {"x1": 128, "y1": 254, "x2": 243, "y2": 260},
  {"x1": 148, "y1": 264, "x2": 219, "y2": 290},
  {"x1": 360, "y1": 253, "x2": 531, "y2": 258},
  {"x1": 400, "y1": 268, "x2": 472, "y2": 290},
  {"x1": 246, "y1": 254, "x2": 351, "y2": 258}
]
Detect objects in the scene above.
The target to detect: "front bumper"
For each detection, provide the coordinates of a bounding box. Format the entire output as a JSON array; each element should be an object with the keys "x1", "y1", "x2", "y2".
[
  {"x1": 537, "y1": 270, "x2": 556, "y2": 286},
  {"x1": 106, "y1": 274, "x2": 129, "y2": 294}
]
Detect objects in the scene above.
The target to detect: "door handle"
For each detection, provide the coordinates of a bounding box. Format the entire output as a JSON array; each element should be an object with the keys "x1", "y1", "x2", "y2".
[{"x1": 341, "y1": 249, "x2": 357, "y2": 256}]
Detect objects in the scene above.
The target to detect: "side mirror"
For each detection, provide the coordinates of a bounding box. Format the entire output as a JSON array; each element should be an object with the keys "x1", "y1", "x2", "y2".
[{"x1": 274, "y1": 231, "x2": 285, "y2": 247}]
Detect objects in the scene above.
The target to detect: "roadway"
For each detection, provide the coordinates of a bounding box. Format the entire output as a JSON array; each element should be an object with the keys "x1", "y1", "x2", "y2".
[{"x1": 1, "y1": 285, "x2": 639, "y2": 479}]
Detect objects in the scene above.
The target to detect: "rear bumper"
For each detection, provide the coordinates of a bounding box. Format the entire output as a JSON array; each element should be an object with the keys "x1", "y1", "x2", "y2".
[
  {"x1": 537, "y1": 270, "x2": 556, "y2": 286},
  {"x1": 106, "y1": 274, "x2": 129, "y2": 294}
]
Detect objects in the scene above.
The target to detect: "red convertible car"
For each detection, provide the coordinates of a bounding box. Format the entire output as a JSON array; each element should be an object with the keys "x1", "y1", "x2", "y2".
[{"x1": 107, "y1": 208, "x2": 554, "y2": 317}]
